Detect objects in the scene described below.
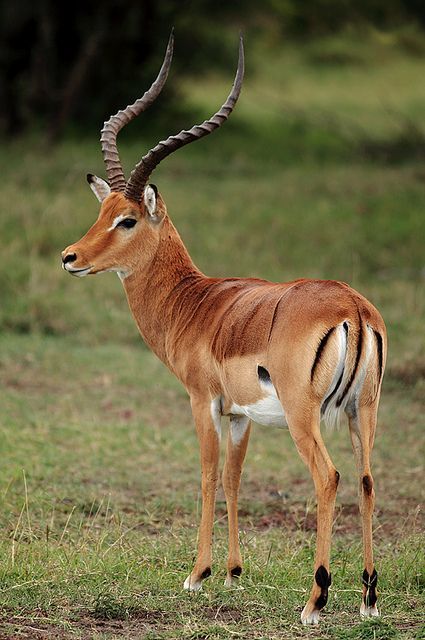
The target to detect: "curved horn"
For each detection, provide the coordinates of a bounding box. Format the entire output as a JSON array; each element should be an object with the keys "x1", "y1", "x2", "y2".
[
  {"x1": 124, "y1": 35, "x2": 245, "y2": 203},
  {"x1": 100, "y1": 31, "x2": 174, "y2": 193}
]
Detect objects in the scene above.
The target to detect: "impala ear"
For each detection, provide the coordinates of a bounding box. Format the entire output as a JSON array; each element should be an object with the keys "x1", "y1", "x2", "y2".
[
  {"x1": 87, "y1": 174, "x2": 111, "y2": 202},
  {"x1": 144, "y1": 184, "x2": 163, "y2": 223}
]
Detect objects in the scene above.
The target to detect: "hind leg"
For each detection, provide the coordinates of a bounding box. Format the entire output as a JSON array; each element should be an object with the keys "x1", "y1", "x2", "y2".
[
  {"x1": 348, "y1": 404, "x2": 379, "y2": 617},
  {"x1": 286, "y1": 407, "x2": 339, "y2": 624}
]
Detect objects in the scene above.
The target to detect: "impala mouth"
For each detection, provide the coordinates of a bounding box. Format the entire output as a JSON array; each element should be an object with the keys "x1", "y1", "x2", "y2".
[{"x1": 63, "y1": 264, "x2": 92, "y2": 277}]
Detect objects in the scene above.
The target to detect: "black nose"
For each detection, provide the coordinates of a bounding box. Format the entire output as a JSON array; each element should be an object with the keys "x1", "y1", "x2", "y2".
[{"x1": 62, "y1": 252, "x2": 77, "y2": 264}]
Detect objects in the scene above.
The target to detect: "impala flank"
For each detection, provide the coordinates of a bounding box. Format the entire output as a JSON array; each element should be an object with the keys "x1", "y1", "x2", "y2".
[{"x1": 62, "y1": 34, "x2": 386, "y2": 624}]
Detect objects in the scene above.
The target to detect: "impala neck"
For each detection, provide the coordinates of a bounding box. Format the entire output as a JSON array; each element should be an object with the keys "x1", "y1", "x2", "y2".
[{"x1": 122, "y1": 215, "x2": 203, "y2": 366}]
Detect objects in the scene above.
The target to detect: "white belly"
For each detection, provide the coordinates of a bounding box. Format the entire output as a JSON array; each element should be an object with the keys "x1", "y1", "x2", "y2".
[{"x1": 230, "y1": 390, "x2": 288, "y2": 429}]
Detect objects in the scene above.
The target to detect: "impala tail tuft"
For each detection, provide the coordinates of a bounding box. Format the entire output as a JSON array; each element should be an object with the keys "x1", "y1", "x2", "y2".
[{"x1": 320, "y1": 321, "x2": 349, "y2": 429}]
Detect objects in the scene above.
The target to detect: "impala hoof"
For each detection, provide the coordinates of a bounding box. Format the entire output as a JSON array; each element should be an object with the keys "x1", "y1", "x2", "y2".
[
  {"x1": 301, "y1": 605, "x2": 320, "y2": 625},
  {"x1": 224, "y1": 574, "x2": 242, "y2": 588},
  {"x1": 360, "y1": 603, "x2": 380, "y2": 618},
  {"x1": 183, "y1": 566, "x2": 211, "y2": 592},
  {"x1": 183, "y1": 575, "x2": 203, "y2": 592},
  {"x1": 224, "y1": 565, "x2": 242, "y2": 587}
]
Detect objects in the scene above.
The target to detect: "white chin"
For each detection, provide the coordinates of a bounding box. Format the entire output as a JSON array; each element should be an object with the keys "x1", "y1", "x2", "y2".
[{"x1": 66, "y1": 267, "x2": 92, "y2": 277}]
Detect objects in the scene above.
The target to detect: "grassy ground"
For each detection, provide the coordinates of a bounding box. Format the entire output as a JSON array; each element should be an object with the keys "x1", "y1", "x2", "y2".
[{"x1": 0, "y1": 31, "x2": 424, "y2": 638}]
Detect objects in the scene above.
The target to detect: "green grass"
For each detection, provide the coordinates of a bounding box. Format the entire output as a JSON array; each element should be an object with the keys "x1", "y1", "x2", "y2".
[
  {"x1": 0, "y1": 335, "x2": 423, "y2": 639},
  {"x1": 0, "y1": 32, "x2": 424, "y2": 638}
]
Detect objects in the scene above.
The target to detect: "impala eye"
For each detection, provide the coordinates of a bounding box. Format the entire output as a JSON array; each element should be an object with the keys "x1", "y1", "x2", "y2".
[{"x1": 117, "y1": 218, "x2": 137, "y2": 229}]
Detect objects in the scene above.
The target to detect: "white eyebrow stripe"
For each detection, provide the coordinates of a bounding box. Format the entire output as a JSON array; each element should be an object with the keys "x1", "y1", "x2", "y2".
[{"x1": 108, "y1": 214, "x2": 126, "y2": 231}]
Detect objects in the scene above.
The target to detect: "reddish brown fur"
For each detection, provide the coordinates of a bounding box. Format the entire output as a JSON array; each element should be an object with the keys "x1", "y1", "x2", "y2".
[{"x1": 63, "y1": 190, "x2": 387, "y2": 623}]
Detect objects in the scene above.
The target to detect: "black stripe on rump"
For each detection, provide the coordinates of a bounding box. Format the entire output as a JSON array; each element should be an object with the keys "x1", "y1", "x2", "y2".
[
  {"x1": 321, "y1": 322, "x2": 348, "y2": 414},
  {"x1": 311, "y1": 327, "x2": 336, "y2": 382},
  {"x1": 337, "y1": 311, "x2": 363, "y2": 407},
  {"x1": 373, "y1": 329, "x2": 383, "y2": 384}
]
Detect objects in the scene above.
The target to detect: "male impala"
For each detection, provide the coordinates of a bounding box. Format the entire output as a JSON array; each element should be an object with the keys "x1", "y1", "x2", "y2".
[{"x1": 62, "y1": 34, "x2": 386, "y2": 624}]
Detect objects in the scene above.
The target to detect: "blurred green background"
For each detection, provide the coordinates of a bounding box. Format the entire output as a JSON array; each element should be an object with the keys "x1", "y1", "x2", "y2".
[
  {"x1": 0, "y1": 0, "x2": 424, "y2": 355},
  {"x1": 0, "y1": 2, "x2": 424, "y2": 638}
]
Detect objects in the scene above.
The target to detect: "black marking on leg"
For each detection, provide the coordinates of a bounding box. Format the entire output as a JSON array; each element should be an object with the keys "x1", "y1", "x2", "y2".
[
  {"x1": 315, "y1": 565, "x2": 332, "y2": 589},
  {"x1": 362, "y1": 569, "x2": 378, "y2": 607},
  {"x1": 200, "y1": 567, "x2": 211, "y2": 580},
  {"x1": 311, "y1": 327, "x2": 336, "y2": 382},
  {"x1": 230, "y1": 566, "x2": 242, "y2": 577},
  {"x1": 315, "y1": 593, "x2": 328, "y2": 610},
  {"x1": 362, "y1": 474, "x2": 373, "y2": 496},
  {"x1": 257, "y1": 365, "x2": 271, "y2": 384},
  {"x1": 337, "y1": 309, "x2": 363, "y2": 407},
  {"x1": 315, "y1": 565, "x2": 332, "y2": 610}
]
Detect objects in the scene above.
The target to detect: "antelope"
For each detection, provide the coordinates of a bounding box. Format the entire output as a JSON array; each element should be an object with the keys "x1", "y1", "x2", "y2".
[{"x1": 61, "y1": 33, "x2": 386, "y2": 624}]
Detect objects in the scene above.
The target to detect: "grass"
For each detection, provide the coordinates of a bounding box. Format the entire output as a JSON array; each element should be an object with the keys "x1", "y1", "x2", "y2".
[
  {"x1": 0, "y1": 31, "x2": 424, "y2": 638},
  {"x1": 0, "y1": 335, "x2": 423, "y2": 639}
]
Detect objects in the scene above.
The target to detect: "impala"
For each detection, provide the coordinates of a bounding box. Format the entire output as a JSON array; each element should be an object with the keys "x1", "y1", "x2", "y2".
[{"x1": 62, "y1": 34, "x2": 386, "y2": 624}]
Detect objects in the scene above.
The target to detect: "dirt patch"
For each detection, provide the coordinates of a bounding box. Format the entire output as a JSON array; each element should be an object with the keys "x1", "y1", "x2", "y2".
[
  {"x1": 214, "y1": 471, "x2": 423, "y2": 540},
  {"x1": 253, "y1": 507, "x2": 317, "y2": 532},
  {"x1": 90, "y1": 603, "x2": 169, "y2": 624},
  {"x1": 204, "y1": 605, "x2": 243, "y2": 623},
  {"x1": 0, "y1": 609, "x2": 170, "y2": 639},
  {"x1": 0, "y1": 620, "x2": 70, "y2": 639},
  {"x1": 232, "y1": 498, "x2": 423, "y2": 538},
  {"x1": 78, "y1": 610, "x2": 168, "y2": 636}
]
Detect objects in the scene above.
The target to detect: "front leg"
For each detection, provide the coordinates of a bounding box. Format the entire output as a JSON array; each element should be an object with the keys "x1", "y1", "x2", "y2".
[
  {"x1": 223, "y1": 415, "x2": 251, "y2": 587},
  {"x1": 184, "y1": 395, "x2": 221, "y2": 591}
]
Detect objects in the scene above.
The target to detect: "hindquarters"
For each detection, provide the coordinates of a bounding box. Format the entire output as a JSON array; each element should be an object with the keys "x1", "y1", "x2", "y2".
[
  {"x1": 264, "y1": 280, "x2": 386, "y2": 622},
  {"x1": 267, "y1": 281, "x2": 387, "y2": 430},
  {"x1": 319, "y1": 319, "x2": 386, "y2": 429}
]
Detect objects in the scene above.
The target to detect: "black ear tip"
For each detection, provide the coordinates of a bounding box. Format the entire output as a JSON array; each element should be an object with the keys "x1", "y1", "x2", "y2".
[
  {"x1": 149, "y1": 183, "x2": 158, "y2": 196},
  {"x1": 87, "y1": 173, "x2": 94, "y2": 184}
]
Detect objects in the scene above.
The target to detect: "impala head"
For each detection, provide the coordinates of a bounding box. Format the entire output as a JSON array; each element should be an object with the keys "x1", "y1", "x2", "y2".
[
  {"x1": 61, "y1": 182, "x2": 167, "y2": 279},
  {"x1": 62, "y1": 32, "x2": 244, "y2": 279}
]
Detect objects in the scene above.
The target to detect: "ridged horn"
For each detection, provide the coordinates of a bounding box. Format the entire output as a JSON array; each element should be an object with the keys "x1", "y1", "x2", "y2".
[
  {"x1": 100, "y1": 31, "x2": 174, "y2": 193},
  {"x1": 124, "y1": 35, "x2": 244, "y2": 203}
]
